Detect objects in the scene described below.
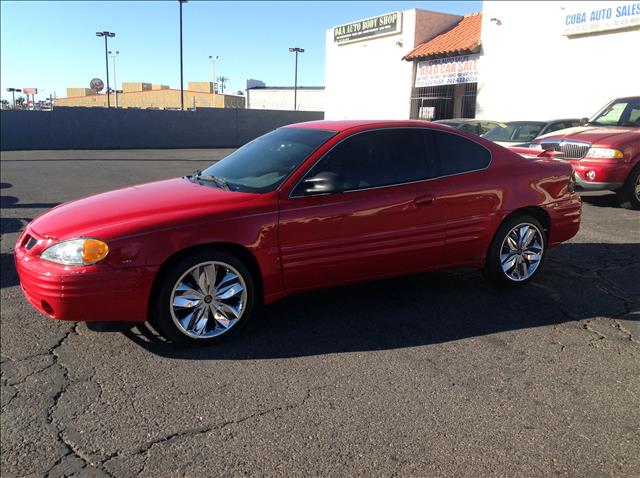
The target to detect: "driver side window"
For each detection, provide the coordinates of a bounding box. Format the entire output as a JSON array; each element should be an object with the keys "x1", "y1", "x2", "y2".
[{"x1": 294, "y1": 128, "x2": 437, "y2": 195}]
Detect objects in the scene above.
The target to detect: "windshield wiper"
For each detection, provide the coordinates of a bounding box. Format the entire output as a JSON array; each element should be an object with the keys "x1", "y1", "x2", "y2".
[{"x1": 190, "y1": 170, "x2": 230, "y2": 191}]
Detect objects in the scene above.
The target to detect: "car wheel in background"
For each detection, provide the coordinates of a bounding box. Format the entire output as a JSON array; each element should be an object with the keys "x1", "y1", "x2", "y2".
[
  {"x1": 152, "y1": 250, "x2": 256, "y2": 345},
  {"x1": 483, "y1": 215, "x2": 546, "y2": 287},
  {"x1": 616, "y1": 165, "x2": 640, "y2": 210}
]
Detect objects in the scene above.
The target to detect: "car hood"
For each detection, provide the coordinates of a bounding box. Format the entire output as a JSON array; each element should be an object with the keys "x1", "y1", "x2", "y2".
[
  {"x1": 29, "y1": 178, "x2": 260, "y2": 240},
  {"x1": 536, "y1": 126, "x2": 640, "y2": 146}
]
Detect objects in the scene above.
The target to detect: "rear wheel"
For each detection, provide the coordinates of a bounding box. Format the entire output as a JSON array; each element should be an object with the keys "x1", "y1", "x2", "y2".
[
  {"x1": 483, "y1": 215, "x2": 546, "y2": 287},
  {"x1": 616, "y1": 166, "x2": 640, "y2": 210},
  {"x1": 152, "y1": 250, "x2": 256, "y2": 345}
]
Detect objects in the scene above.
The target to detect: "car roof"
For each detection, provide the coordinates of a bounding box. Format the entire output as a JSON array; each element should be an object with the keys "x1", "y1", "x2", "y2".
[{"x1": 284, "y1": 119, "x2": 452, "y2": 133}]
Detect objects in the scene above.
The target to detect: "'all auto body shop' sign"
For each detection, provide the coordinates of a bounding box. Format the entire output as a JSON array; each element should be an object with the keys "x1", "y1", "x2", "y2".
[
  {"x1": 334, "y1": 12, "x2": 401, "y2": 44},
  {"x1": 415, "y1": 54, "x2": 479, "y2": 88}
]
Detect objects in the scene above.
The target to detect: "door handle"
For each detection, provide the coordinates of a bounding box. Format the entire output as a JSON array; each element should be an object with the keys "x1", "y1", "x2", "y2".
[{"x1": 414, "y1": 195, "x2": 435, "y2": 207}]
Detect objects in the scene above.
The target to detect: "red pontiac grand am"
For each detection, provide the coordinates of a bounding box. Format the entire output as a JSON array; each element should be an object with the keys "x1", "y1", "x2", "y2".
[{"x1": 15, "y1": 120, "x2": 582, "y2": 345}]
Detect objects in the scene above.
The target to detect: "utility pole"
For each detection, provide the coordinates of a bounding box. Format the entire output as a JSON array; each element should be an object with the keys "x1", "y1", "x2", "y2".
[
  {"x1": 6, "y1": 88, "x2": 21, "y2": 109},
  {"x1": 288, "y1": 47, "x2": 305, "y2": 111},
  {"x1": 217, "y1": 76, "x2": 229, "y2": 94}
]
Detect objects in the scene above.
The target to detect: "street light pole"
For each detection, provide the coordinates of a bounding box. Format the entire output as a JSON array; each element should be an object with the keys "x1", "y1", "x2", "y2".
[
  {"x1": 96, "y1": 31, "x2": 115, "y2": 108},
  {"x1": 109, "y1": 50, "x2": 120, "y2": 108},
  {"x1": 208, "y1": 55, "x2": 219, "y2": 107},
  {"x1": 179, "y1": 1, "x2": 188, "y2": 111},
  {"x1": 288, "y1": 47, "x2": 304, "y2": 111},
  {"x1": 208, "y1": 55, "x2": 219, "y2": 92}
]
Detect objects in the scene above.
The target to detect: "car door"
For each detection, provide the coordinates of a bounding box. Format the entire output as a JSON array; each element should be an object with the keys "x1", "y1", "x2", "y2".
[
  {"x1": 429, "y1": 130, "x2": 503, "y2": 264},
  {"x1": 277, "y1": 127, "x2": 447, "y2": 291}
]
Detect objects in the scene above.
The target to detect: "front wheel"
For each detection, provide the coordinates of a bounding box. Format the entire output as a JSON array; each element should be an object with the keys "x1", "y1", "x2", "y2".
[
  {"x1": 616, "y1": 166, "x2": 640, "y2": 210},
  {"x1": 483, "y1": 215, "x2": 546, "y2": 287},
  {"x1": 151, "y1": 250, "x2": 256, "y2": 345}
]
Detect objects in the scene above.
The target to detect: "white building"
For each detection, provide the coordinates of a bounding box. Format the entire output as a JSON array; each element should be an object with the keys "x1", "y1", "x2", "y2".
[
  {"x1": 325, "y1": 9, "x2": 464, "y2": 120},
  {"x1": 246, "y1": 86, "x2": 325, "y2": 112},
  {"x1": 323, "y1": 1, "x2": 640, "y2": 121},
  {"x1": 476, "y1": 1, "x2": 640, "y2": 120}
]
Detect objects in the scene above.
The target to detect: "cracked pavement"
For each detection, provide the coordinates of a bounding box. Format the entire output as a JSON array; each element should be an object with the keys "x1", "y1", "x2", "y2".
[{"x1": 1, "y1": 149, "x2": 639, "y2": 477}]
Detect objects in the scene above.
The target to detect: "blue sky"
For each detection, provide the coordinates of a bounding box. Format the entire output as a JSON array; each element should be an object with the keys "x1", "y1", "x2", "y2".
[{"x1": 0, "y1": 1, "x2": 481, "y2": 102}]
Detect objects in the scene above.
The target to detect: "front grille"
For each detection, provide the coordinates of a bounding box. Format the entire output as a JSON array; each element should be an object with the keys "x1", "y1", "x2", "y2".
[{"x1": 541, "y1": 140, "x2": 591, "y2": 160}]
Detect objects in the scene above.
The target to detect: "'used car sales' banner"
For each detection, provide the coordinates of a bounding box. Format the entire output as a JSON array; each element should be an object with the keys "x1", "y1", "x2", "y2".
[{"x1": 415, "y1": 54, "x2": 479, "y2": 88}]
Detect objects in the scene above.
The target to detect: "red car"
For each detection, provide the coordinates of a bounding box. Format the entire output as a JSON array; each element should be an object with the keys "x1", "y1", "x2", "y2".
[
  {"x1": 530, "y1": 96, "x2": 640, "y2": 210},
  {"x1": 14, "y1": 120, "x2": 581, "y2": 345}
]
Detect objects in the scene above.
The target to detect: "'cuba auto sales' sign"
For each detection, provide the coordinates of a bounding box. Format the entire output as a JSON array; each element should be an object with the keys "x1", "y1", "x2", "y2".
[
  {"x1": 563, "y1": 1, "x2": 640, "y2": 36},
  {"x1": 415, "y1": 54, "x2": 479, "y2": 88}
]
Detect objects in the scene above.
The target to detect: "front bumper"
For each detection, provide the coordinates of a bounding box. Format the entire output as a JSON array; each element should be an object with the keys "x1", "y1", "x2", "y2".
[
  {"x1": 574, "y1": 176, "x2": 623, "y2": 191},
  {"x1": 565, "y1": 158, "x2": 629, "y2": 192},
  {"x1": 14, "y1": 229, "x2": 156, "y2": 322}
]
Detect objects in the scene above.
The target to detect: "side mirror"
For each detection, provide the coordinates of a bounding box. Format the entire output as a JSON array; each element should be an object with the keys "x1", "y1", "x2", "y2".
[
  {"x1": 302, "y1": 172, "x2": 342, "y2": 195},
  {"x1": 580, "y1": 117, "x2": 589, "y2": 125}
]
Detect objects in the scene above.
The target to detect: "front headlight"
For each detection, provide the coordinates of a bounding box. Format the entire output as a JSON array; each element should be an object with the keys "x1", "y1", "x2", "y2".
[
  {"x1": 586, "y1": 148, "x2": 624, "y2": 159},
  {"x1": 41, "y1": 238, "x2": 109, "y2": 266},
  {"x1": 528, "y1": 143, "x2": 543, "y2": 151}
]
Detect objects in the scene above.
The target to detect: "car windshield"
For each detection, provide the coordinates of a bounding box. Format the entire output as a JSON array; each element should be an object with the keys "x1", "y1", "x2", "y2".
[
  {"x1": 483, "y1": 122, "x2": 546, "y2": 142},
  {"x1": 588, "y1": 98, "x2": 640, "y2": 127},
  {"x1": 198, "y1": 127, "x2": 337, "y2": 193}
]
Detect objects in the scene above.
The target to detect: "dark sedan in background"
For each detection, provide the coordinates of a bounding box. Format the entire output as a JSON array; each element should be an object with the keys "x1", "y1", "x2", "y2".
[
  {"x1": 434, "y1": 119, "x2": 502, "y2": 136},
  {"x1": 483, "y1": 119, "x2": 582, "y2": 147}
]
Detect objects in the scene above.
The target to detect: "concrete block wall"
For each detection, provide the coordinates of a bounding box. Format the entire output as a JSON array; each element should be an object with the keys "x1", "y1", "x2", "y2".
[{"x1": 0, "y1": 108, "x2": 324, "y2": 150}]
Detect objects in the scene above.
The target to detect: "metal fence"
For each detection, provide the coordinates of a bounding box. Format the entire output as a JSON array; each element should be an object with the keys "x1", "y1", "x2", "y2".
[{"x1": 410, "y1": 83, "x2": 477, "y2": 120}]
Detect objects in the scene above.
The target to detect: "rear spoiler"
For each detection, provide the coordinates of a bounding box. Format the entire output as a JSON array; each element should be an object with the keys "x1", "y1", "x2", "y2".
[{"x1": 508, "y1": 147, "x2": 565, "y2": 159}]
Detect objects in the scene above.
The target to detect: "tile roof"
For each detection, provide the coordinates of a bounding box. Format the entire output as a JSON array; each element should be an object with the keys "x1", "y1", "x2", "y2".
[{"x1": 403, "y1": 13, "x2": 482, "y2": 61}]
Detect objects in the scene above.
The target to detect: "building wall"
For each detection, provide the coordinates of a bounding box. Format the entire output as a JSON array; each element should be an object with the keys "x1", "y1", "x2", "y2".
[
  {"x1": 189, "y1": 81, "x2": 214, "y2": 93},
  {"x1": 122, "y1": 82, "x2": 152, "y2": 93},
  {"x1": 67, "y1": 88, "x2": 96, "y2": 97},
  {"x1": 247, "y1": 88, "x2": 325, "y2": 111},
  {"x1": 477, "y1": 0, "x2": 640, "y2": 121},
  {"x1": 324, "y1": 9, "x2": 462, "y2": 120},
  {"x1": 54, "y1": 89, "x2": 245, "y2": 109}
]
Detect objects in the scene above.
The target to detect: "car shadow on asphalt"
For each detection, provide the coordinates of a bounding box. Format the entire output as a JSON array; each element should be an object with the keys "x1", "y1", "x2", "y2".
[
  {"x1": 114, "y1": 242, "x2": 639, "y2": 360},
  {"x1": 1, "y1": 253, "x2": 19, "y2": 288},
  {"x1": 0, "y1": 195, "x2": 60, "y2": 210},
  {"x1": 580, "y1": 193, "x2": 621, "y2": 209}
]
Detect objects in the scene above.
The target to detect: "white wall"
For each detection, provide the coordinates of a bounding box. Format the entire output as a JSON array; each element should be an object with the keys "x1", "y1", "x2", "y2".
[
  {"x1": 477, "y1": 1, "x2": 640, "y2": 121},
  {"x1": 324, "y1": 9, "x2": 462, "y2": 120},
  {"x1": 247, "y1": 88, "x2": 325, "y2": 112}
]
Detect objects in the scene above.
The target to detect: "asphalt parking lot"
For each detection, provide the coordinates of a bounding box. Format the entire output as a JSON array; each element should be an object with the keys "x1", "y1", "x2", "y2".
[{"x1": 1, "y1": 149, "x2": 639, "y2": 477}]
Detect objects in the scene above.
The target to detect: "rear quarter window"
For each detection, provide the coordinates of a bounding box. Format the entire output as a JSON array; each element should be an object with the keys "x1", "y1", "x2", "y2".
[{"x1": 433, "y1": 130, "x2": 491, "y2": 176}]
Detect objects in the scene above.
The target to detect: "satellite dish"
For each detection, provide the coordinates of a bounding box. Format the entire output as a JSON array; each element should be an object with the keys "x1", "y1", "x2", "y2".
[{"x1": 90, "y1": 78, "x2": 105, "y2": 92}]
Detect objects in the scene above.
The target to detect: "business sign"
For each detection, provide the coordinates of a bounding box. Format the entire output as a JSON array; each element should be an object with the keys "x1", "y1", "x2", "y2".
[
  {"x1": 415, "y1": 54, "x2": 479, "y2": 88},
  {"x1": 334, "y1": 12, "x2": 401, "y2": 44},
  {"x1": 563, "y1": 1, "x2": 640, "y2": 36},
  {"x1": 23, "y1": 88, "x2": 38, "y2": 95},
  {"x1": 90, "y1": 78, "x2": 104, "y2": 92}
]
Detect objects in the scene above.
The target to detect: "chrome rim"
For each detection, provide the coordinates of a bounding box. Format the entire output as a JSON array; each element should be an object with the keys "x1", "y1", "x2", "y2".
[
  {"x1": 634, "y1": 176, "x2": 639, "y2": 201},
  {"x1": 500, "y1": 223, "x2": 544, "y2": 282},
  {"x1": 170, "y1": 261, "x2": 247, "y2": 339}
]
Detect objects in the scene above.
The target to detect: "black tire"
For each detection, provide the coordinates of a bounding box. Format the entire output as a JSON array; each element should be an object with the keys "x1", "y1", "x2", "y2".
[
  {"x1": 616, "y1": 165, "x2": 640, "y2": 210},
  {"x1": 151, "y1": 250, "x2": 256, "y2": 345},
  {"x1": 482, "y1": 214, "x2": 546, "y2": 288}
]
